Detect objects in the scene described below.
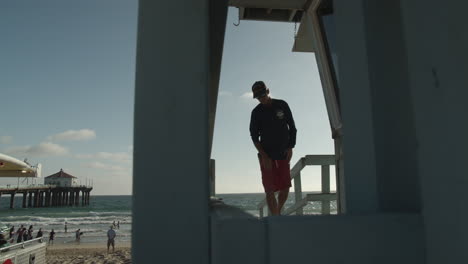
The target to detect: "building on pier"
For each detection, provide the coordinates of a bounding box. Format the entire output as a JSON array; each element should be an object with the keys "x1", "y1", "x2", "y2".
[{"x1": 44, "y1": 169, "x2": 78, "y2": 187}]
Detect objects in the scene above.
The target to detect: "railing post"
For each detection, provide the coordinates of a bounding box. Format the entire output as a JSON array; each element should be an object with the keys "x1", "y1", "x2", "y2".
[
  {"x1": 294, "y1": 171, "x2": 303, "y2": 215},
  {"x1": 209, "y1": 159, "x2": 215, "y2": 197},
  {"x1": 267, "y1": 199, "x2": 271, "y2": 216},
  {"x1": 321, "y1": 165, "x2": 330, "y2": 214}
]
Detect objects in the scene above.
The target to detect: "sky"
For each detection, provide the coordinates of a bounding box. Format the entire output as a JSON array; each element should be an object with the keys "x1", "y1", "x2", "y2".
[
  {"x1": 0, "y1": 1, "x2": 335, "y2": 195},
  {"x1": 0, "y1": 0, "x2": 137, "y2": 195},
  {"x1": 213, "y1": 10, "x2": 335, "y2": 194}
]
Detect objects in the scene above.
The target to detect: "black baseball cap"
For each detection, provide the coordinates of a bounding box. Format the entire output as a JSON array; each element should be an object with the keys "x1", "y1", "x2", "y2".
[{"x1": 252, "y1": 81, "x2": 267, "y2": 99}]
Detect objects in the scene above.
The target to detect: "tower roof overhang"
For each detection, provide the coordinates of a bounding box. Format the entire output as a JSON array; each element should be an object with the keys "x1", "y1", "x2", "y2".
[{"x1": 228, "y1": 0, "x2": 311, "y2": 22}]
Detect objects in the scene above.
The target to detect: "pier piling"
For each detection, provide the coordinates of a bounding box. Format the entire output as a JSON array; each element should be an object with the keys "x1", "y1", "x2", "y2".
[
  {"x1": 22, "y1": 193, "x2": 27, "y2": 208},
  {"x1": 0, "y1": 186, "x2": 92, "y2": 209},
  {"x1": 9, "y1": 193, "x2": 15, "y2": 209}
]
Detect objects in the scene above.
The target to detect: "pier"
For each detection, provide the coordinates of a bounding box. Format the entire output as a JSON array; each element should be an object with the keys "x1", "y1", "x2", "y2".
[{"x1": 0, "y1": 185, "x2": 93, "y2": 209}]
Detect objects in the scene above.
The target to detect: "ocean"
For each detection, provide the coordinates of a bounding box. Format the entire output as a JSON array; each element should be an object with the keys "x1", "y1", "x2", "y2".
[
  {"x1": 218, "y1": 192, "x2": 337, "y2": 216},
  {"x1": 0, "y1": 195, "x2": 132, "y2": 245},
  {"x1": 0, "y1": 193, "x2": 335, "y2": 245}
]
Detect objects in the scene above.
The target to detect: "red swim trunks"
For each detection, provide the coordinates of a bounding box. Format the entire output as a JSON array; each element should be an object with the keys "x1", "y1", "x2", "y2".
[{"x1": 258, "y1": 154, "x2": 292, "y2": 193}]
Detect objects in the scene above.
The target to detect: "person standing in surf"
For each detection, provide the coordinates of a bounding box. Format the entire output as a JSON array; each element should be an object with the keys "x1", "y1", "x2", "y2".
[
  {"x1": 48, "y1": 229, "x2": 55, "y2": 245},
  {"x1": 249, "y1": 81, "x2": 297, "y2": 216},
  {"x1": 75, "y1": 229, "x2": 83, "y2": 244}
]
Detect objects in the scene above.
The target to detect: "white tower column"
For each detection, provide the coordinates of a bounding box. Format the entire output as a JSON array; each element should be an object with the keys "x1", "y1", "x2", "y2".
[{"x1": 133, "y1": 0, "x2": 210, "y2": 263}]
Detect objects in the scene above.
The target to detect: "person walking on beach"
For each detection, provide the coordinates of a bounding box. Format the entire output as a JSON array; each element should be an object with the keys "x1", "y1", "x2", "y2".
[
  {"x1": 9, "y1": 226, "x2": 14, "y2": 240},
  {"x1": 16, "y1": 225, "x2": 24, "y2": 243},
  {"x1": 27, "y1": 225, "x2": 33, "y2": 240},
  {"x1": 117, "y1": 221, "x2": 120, "y2": 229},
  {"x1": 64, "y1": 222, "x2": 67, "y2": 233},
  {"x1": 49, "y1": 229, "x2": 55, "y2": 245},
  {"x1": 107, "y1": 226, "x2": 116, "y2": 253},
  {"x1": 249, "y1": 81, "x2": 297, "y2": 216},
  {"x1": 36, "y1": 228, "x2": 43, "y2": 238},
  {"x1": 75, "y1": 229, "x2": 82, "y2": 244},
  {"x1": 22, "y1": 227, "x2": 28, "y2": 241}
]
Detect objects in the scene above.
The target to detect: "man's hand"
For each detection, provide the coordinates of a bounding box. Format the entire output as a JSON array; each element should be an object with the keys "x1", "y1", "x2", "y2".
[{"x1": 286, "y1": 148, "x2": 293, "y2": 162}]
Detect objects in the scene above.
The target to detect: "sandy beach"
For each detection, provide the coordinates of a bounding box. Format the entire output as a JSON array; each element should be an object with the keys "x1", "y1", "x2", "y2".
[{"x1": 46, "y1": 242, "x2": 131, "y2": 264}]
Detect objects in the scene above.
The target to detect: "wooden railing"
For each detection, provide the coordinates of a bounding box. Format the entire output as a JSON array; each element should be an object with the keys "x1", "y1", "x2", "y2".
[
  {"x1": 257, "y1": 155, "x2": 337, "y2": 217},
  {"x1": 0, "y1": 237, "x2": 46, "y2": 263}
]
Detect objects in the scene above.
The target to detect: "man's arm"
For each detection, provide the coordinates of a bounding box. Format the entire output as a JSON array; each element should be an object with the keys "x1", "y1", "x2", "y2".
[
  {"x1": 254, "y1": 142, "x2": 268, "y2": 158},
  {"x1": 284, "y1": 101, "x2": 297, "y2": 162},
  {"x1": 284, "y1": 101, "x2": 297, "y2": 148},
  {"x1": 250, "y1": 110, "x2": 272, "y2": 169},
  {"x1": 255, "y1": 142, "x2": 272, "y2": 169}
]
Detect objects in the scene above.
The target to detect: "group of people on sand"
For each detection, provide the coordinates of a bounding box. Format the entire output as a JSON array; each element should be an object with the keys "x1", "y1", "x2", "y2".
[
  {"x1": 0, "y1": 223, "x2": 79, "y2": 247},
  {"x1": 64, "y1": 220, "x2": 118, "y2": 254},
  {"x1": 0, "y1": 221, "x2": 120, "y2": 253},
  {"x1": 10, "y1": 225, "x2": 43, "y2": 243},
  {"x1": 0, "y1": 225, "x2": 45, "y2": 248}
]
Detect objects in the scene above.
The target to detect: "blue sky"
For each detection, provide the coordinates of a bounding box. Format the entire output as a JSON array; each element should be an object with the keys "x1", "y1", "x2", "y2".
[
  {"x1": 0, "y1": 0, "x2": 136, "y2": 195},
  {"x1": 0, "y1": 1, "x2": 334, "y2": 195},
  {"x1": 213, "y1": 10, "x2": 335, "y2": 193}
]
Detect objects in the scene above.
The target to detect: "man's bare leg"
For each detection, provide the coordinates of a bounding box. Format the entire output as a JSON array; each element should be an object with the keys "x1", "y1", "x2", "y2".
[
  {"x1": 266, "y1": 192, "x2": 279, "y2": 215},
  {"x1": 277, "y1": 188, "x2": 289, "y2": 215}
]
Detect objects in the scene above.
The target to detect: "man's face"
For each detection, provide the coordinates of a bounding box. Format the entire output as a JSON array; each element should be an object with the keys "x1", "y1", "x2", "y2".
[
  {"x1": 257, "y1": 93, "x2": 269, "y2": 104},
  {"x1": 253, "y1": 85, "x2": 269, "y2": 104}
]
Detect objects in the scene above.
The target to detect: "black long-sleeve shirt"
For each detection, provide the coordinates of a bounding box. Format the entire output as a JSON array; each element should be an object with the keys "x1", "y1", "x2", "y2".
[{"x1": 249, "y1": 99, "x2": 297, "y2": 160}]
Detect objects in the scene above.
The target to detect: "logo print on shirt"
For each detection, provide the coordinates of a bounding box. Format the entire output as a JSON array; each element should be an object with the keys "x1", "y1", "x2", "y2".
[{"x1": 276, "y1": 110, "x2": 285, "y2": 119}]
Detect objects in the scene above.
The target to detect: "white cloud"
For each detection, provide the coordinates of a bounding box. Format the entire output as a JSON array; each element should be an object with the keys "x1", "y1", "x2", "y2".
[
  {"x1": 219, "y1": 91, "x2": 233, "y2": 97},
  {"x1": 0, "y1": 136, "x2": 13, "y2": 144},
  {"x1": 48, "y1": 129, "x2": 96, "y2": 142},
  {"x1": 241, "y1": 92, "x2": 253, "y2": 99},
  {"x1": 75, "y1": 152, "x2": 132, "y2": 163},
  {"x1": 4, "y1": 142, "x2": 68, "y2": 157},
  {"x1": 84, "y1": 161, "x2": 129, "y2": 175},
  {"x1": 85, "y1": 161, "x2": 107, "y2": 169},
  {"x1": 241, "y1": 92, "x2": 274, "y2": 101}
]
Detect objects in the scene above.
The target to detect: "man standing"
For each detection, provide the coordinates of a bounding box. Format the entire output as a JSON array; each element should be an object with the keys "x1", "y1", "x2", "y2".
[
  {"x1": 250, "y1": 81, "x2": 297, "y2": 216},
  {"x1": 36, "y1": 228, "x2": 43, "y2": 238},
  {"x1": 107, "y1": 226, "x2": 116, "y2": 253}
]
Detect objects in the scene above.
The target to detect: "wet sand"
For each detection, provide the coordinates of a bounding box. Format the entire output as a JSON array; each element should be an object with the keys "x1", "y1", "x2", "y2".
[{"x1": 46, "y1": 242, "x2": 131, "y2": 264}]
